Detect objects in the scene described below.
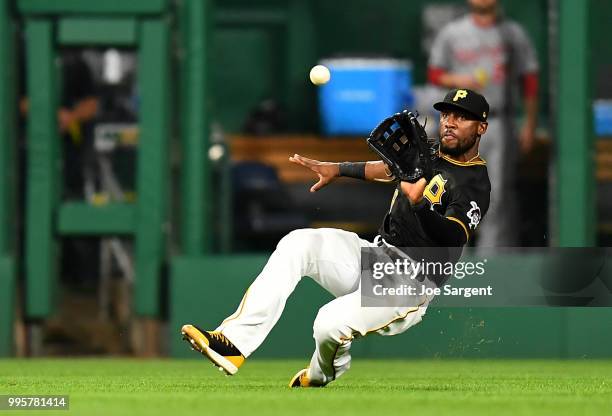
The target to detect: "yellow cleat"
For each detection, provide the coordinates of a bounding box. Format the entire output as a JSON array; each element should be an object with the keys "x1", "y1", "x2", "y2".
[
  {"x1": 181, "y1": 324, "x2": 245, "y2": 375},
  {"x1": 288, "y1": 368, "x2": 313, "y2": 388}
]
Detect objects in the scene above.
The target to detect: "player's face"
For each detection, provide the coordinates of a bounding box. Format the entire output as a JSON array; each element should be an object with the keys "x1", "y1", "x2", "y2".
[
  {"x1": 468, "y1": 0, "x2": 497, "y2": 15},
  {"x1": 439, "y1": 110, "x2": 487, "y2": 156}
]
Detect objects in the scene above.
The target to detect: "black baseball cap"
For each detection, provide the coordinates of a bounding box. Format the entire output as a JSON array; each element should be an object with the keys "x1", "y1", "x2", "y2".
[{"x1": 433, "y1": 89, "x2": 490, "y2": 122}]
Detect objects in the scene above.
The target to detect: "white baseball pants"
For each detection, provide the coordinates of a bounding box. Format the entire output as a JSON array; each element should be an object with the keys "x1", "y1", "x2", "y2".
[{"x1": 216, "y1": 228, "x2": 430, "y2": 386}]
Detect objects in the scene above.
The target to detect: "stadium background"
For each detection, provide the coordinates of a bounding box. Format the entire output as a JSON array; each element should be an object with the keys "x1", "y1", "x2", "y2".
[{"x1": 0, "y1": 0, "x2": 611, "y2": 363}]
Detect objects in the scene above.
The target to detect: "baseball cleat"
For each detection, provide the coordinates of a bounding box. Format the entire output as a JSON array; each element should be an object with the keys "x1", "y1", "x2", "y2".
[
  {"x1": 288, "y1": 368, "x2": 312, "y2": 388},
  {"x1": 181, "y1": 324, "x2": 245, "y2": 375}
]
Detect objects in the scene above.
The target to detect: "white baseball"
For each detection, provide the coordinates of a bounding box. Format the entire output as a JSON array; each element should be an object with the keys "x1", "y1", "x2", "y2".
[
  {"x1": 309, "y1": 65, "x2": 331, "y2": 85},
  {"x1": 208, "y1": 144, "x2": 225, "y2": 161}
]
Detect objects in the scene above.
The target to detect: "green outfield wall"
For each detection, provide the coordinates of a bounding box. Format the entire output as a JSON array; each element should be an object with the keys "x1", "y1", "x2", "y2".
[
  {"x1": 0, "y1": 257, "x2": 15, "y2": 356},
  {"x1": 170, "y1": 256, "x2": 612, "y2": 359},
  {"x1": 0, "y1": 0, "x2": 15, "y2": 358}
]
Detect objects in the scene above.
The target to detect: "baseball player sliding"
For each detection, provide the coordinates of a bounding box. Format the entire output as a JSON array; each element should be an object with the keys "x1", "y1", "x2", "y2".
[{"x1": 182, "y1": 89, "x2": 491, "y2": 387}]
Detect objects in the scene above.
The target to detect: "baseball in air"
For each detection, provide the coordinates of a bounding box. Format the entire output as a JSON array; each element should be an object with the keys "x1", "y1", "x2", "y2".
[{"x1": 309, "y1": 65, "x2": 331, "y2": 85}]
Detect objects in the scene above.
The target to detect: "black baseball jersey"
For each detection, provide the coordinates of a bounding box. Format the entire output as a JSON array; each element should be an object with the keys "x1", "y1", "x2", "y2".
[{"x1": 378, "y1": 154, "x2": 491, "y2": 261}]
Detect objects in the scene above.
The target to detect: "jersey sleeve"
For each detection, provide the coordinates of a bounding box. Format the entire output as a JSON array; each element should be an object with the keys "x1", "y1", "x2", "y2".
[
  {"x1": 414, "y1": 201, "x2": 468, "y2": 246},
  {"x1": 443, "y1": 185, "x2": 490, "y2": 242},
  {"x1": 508, "y1": 22, "x2": 539, "y2": 75},
  {"x1": 428, "y1": 25, "x2": 454, "y2": 70}
]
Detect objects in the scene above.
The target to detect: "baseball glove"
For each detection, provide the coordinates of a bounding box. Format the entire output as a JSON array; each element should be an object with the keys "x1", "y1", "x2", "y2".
[{"x1": 367, "y1": 110, "x2": 439, "y2": 183}]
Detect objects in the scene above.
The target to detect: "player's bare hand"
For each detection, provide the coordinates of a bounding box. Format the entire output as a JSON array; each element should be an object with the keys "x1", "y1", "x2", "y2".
[
  {"x1": 289, "y1": 153, "x2": 339, "y2": 193},
  {"x1": 58, "y1": 108, "x2": 76, "y2": 133},
  {"x1": 519, "y1": 123, "x2": 536, "y2": 154}
]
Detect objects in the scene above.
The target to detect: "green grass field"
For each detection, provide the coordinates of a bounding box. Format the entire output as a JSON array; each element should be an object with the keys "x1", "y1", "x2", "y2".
[{"x1": 1, "y1": 359, "x2": 611, "y2": 416}]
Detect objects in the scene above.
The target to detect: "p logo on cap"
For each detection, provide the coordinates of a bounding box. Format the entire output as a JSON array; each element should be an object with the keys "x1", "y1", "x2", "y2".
[
  {"x1": 433, "y1": 88, "x2": 489, "y2": 122},
  {"x1": 453, "y1": 90, "x2": 468, "y2": 102}
]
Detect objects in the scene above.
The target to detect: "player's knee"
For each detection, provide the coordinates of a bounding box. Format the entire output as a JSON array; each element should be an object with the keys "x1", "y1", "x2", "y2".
[
  {"x1": 313, "y1": 313, "x2": 336, "y2": 343},
  {"x1": 277, "y1": 228, "x2": 323, "y2": 256},
  {"x1": 313, "y1": 307, "x2": 349, "y2": 343}
]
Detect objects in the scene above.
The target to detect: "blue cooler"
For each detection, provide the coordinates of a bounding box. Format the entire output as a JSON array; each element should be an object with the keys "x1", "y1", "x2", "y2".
[
  {"x1": 594, "y1": 100, "x2": 612, "y2": 137},
  {"x1": 318, "y1": 58, "x2": 413, "y2": 136}
]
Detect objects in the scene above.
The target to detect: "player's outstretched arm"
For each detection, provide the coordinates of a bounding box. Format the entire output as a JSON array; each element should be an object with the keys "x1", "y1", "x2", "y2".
[
  {"x1": 365, "y1": 160, "x2": 395, "y2": 183},
  {"x1": 289, "y1": 154, "x2": 340, "y2": 193},
  {"x1": 290, "y1": 154, "x2": 394, "y2": 193}
]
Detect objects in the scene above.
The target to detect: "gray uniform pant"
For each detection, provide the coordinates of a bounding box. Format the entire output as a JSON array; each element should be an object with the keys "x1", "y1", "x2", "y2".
[{"x1": 476, "y1": 116, "x2": 518, "y2": 248}]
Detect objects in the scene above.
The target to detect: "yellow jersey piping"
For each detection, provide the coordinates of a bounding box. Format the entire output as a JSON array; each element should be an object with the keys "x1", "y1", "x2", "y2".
[
  {"x1": 440, "y1": 154, "x2": 487, "y2": 166},
  {"x1": 446, "y1": 216, "x2": 470, "y2": 242}
]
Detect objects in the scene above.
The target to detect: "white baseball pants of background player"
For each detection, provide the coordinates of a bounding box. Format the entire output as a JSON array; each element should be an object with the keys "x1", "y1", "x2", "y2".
[{"x1": 216, "y1": 228, "x2": 430, "y2": 386}]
